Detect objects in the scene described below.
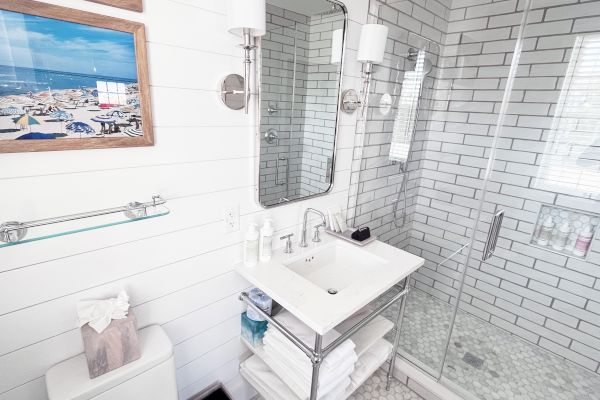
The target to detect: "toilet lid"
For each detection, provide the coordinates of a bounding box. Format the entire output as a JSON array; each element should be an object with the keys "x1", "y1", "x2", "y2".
[{"x1": 45, "y1": 325, "x2": 173, "y2": 400}]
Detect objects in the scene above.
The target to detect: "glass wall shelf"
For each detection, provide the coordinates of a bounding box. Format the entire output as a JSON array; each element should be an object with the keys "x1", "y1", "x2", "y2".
[{"x1": 0, "y1": 196, "x2": 169, "y2": 249}]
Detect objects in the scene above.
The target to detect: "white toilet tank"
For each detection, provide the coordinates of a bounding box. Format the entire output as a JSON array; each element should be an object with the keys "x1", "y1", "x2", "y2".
[{"x1": 46, "y1": 325, "x2": 178, "y2": 400}]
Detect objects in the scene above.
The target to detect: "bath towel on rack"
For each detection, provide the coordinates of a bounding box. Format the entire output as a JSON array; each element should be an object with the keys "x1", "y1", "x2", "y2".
[{"x1": 262, "y1": 310, "x2": 358, "y2": 398}]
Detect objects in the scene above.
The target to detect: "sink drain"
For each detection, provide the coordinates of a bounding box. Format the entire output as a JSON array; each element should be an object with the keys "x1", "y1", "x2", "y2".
[{"x1": 327, "y1": 288, "x2": 338, "y2": 295}]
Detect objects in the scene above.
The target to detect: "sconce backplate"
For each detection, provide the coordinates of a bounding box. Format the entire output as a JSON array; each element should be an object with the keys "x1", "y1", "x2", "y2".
[
  {"x1": 220, "y1": 74, "x2": 245, "y2": 110},
  {"x1": 341, "y1": 89, "x2": 360, "y2": 114}
]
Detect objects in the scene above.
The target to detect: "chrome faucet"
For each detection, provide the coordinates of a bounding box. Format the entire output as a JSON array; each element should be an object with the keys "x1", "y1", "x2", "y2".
[{"x1": 300, "y1": 208, "x2": 327, "y2": 247}]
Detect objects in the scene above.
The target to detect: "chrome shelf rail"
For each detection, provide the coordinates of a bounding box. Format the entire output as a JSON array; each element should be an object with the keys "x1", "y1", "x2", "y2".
[{"x1": 0, "y1": 195, "x2": 168, "y2": 246}]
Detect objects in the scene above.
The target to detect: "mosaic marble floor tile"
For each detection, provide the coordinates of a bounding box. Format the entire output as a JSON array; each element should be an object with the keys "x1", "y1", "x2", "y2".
[
  {"x1": 377, "y1": 288, "x2": 600, "y2": 400},
  {"x1": 348, "y1": 369, "x2": 424, "y2": 400}
]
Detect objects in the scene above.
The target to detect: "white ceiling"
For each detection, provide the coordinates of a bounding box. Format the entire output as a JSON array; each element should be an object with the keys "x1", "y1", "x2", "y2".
[{"x1": 268, "y1": 0, "x2": 336, "y2": 17}]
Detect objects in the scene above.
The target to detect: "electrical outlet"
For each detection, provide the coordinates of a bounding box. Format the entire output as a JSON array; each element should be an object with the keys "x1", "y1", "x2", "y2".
[{"x1": 224, "y1": 206, "x2": 240, "y2": 233}]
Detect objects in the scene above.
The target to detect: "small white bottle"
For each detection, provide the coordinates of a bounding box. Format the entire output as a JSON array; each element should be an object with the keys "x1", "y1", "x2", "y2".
[
  {"x1": 565, "y1": 231, "x2": 579, "y2": 252},
  {"x1": 552, "y1": 221, "x2": 570, "y2": 251},
  {"x1": 244, "y1": 223, "x2": 259, "y2": 267},
  {"x1": 259, "y1": 219, "x2": 274, "y2": 262},
  {"x1": 572, "y1": 224, "x2": 594, "y2": 257},
  {"x1": 537, "y1": 215, "x2": 554, "y2": 246}
]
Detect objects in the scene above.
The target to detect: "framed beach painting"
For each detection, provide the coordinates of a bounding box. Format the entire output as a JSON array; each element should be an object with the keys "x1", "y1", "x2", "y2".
[
  {"x1": 86, "y1": 0, "x2": 144, "y2": 12},
  {"x1": 0, "y1": 0, "x2": 153, "y2": 153}
]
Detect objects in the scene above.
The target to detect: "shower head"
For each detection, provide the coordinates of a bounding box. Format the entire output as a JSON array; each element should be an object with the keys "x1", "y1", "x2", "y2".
[
  {"x1": 316, "y1": 3, "x2": 343, "y2": 16},
  {"x1": 407, "y1": 47, "x2": 433, "y2": 76}
]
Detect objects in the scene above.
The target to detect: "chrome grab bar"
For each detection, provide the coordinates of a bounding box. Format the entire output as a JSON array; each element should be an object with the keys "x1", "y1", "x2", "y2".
[{"x1": 482, "y1": 209, "x2": 505, "y2": 261}]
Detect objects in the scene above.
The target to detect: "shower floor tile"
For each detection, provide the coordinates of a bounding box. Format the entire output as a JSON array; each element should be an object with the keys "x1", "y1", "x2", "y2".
[
  {"x1": 348, "y1": 368, "x2": 424, "y2": 400},
  {"x1": 378, "y1": 288, "x2": 600, "y2": 400}
]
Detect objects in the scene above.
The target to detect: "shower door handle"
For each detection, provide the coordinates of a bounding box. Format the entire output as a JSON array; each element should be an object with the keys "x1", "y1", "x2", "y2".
[{"x1": 482, "y1": 210, "x2": 504, "y2": 261}]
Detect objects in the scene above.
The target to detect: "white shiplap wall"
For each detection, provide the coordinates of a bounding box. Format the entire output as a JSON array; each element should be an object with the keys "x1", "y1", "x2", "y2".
[{"x1": 0, "y1": 0, "x2": 368, "y2": 399}]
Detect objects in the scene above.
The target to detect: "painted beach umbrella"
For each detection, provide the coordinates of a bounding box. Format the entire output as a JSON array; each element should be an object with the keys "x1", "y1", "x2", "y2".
[
  {"x1": 50, "y1": 110, "x2": 74, "y2": 133},
  {"x1": 123, "y1": 127, "x2": 143, "y2": 137},
  {"x1": 66, "y1": 121, "x2": 95, "y2": 135},
  {"x1": 14, "y1": 114, "x2": 41, "y2": 132},
  {"x1": 106, "y1": 110, "x2": 126, "y2": 118},
  {"x1": 50, "y1": 110, "x2": 73, "y2": 121},
  {"x1": 91, "y1": 115, "x2": 116, "y2": 134},
  {"x1": 1, "y1": 106, "x2": 23, "y2": 116}
]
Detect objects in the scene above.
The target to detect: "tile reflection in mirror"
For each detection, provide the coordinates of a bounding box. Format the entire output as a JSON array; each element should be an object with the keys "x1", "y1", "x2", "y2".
[{"x1": 258, "y1": 0, "x2": 346, "y2": 207}]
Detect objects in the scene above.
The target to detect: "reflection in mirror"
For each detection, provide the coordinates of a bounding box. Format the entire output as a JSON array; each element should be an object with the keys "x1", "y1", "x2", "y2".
[{"x1": 258, "y1": 0, "x2": 346, "y2": 207}]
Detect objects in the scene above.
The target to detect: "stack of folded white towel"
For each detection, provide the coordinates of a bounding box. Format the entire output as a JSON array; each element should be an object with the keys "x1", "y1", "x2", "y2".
[{"x1": 262, "y1": 310, "x2": 358, "y2": 400}]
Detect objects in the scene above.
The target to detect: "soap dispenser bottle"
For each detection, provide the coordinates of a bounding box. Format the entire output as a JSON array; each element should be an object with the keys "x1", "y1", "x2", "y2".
[
  {"x1": 259, "y1": 219, "x2": 274, "y2": 262},
  {"x1": 244, "y1": 223, "x2": 259, "y2": 267}
]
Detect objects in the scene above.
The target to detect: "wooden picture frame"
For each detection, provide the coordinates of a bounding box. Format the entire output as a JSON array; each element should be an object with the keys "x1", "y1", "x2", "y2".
[
  {"x1": 86, "y1": 0, "x2": 143, "y2": 13},
  {"x1": 0, "y1": 0, "x2": 153, "y2": 153}
]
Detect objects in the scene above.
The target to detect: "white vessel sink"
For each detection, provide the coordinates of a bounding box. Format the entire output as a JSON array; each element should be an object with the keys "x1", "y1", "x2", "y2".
[
  {"x1": 283, "y1": 241, "x2": 387, "y2": 294},
  {"x1": 235, "y1": 235, "x2": 424, "y2": 335}
]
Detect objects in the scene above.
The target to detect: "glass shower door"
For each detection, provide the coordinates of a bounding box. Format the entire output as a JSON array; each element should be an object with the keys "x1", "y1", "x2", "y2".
[
  {"x1": 440, "y1": 0, "x2": 600, "y2": 397},
  {"x1": 349, "y1": 0, "x2": 480, "y2": 379}
]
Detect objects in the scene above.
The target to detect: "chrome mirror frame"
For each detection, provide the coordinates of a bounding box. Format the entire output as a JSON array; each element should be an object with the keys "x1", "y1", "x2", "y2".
[{"x1": 254, "y1": 0, "x2": 348, "y2": 209}]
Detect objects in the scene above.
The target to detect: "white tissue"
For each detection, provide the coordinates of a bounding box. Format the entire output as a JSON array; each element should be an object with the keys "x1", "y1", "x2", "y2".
[{"x1": 77, "y1": 291, "x2": 130, "y2": 334}]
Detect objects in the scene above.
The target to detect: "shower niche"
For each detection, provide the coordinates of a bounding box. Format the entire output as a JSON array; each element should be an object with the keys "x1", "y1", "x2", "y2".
[{"x1": 531, "y1": 204, "x2": 599, "y2": 260}]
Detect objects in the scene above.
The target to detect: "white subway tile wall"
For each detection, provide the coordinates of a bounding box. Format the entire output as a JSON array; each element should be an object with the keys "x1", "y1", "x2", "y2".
[
  {"x1": 352, "y1": 0, "x2": 600, "y2": 376},
  {"x1": 0, "y1": 0, "x2": 368, "y2": 399}
]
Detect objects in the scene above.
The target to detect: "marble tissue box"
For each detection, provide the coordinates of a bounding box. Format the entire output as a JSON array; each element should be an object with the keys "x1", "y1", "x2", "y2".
[{"x1": 81, "y1": 308, "x2": 141, "y2": 378}]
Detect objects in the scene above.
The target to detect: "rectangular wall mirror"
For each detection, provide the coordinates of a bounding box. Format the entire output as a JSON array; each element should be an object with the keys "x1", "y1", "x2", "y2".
[{"x1": 257, "y1": 0, "x2": 347, "y2": 207}]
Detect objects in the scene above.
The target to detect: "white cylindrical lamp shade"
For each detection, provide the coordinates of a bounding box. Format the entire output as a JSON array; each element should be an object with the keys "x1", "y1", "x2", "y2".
[
  {"x1": 357, "y1": 24, "x2": 389, "y2": 64},
  {"x1": 227, "y1": 0, "x2": 266, "y2": 37},
  {"x1": 330, "y1": 29, "x2": 344, "y2": 65}
]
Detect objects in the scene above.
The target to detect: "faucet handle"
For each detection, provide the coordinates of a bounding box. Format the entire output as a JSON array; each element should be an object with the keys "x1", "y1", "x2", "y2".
[
  {"x1": 280, "y1": 233, "x2": 294, "y2": 254},
  {"x1": 312, "y1": 223, "x2": 324, "y2": 243}
]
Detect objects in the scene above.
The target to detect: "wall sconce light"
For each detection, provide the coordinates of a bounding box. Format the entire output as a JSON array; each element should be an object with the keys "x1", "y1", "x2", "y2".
[
  {"x1": 341, "y1": 23, "x2": 389, "y2": 115},
  {"x1": 226, "y1": 0, "x2": 266, "y2": 114}
]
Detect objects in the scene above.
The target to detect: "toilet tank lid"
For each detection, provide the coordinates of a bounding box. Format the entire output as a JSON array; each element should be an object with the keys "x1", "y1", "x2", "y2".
[{"x1": 45, "y1": 325, "x2": 173, "y2": 400}]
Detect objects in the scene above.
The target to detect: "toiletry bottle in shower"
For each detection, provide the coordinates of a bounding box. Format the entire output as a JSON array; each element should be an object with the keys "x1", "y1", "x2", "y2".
[
  {"x1": 572, "y1": 224, "x2": 593, "y2": 257},
  {"x1": 552, "y1": 221, "x2": 570, "y2": 251},
  {"x1": 565, "y1": 230, "x2": 579, "y2": 252},
  {"x1": 244, "y1": 223, "x2": 259, "y2": 267},
  {"x1": 259, "y1": 219, "x2": 274, "y2": 262},
  {"x1": 537, "y1": 215, "x2": 554, "y2": 246}
]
